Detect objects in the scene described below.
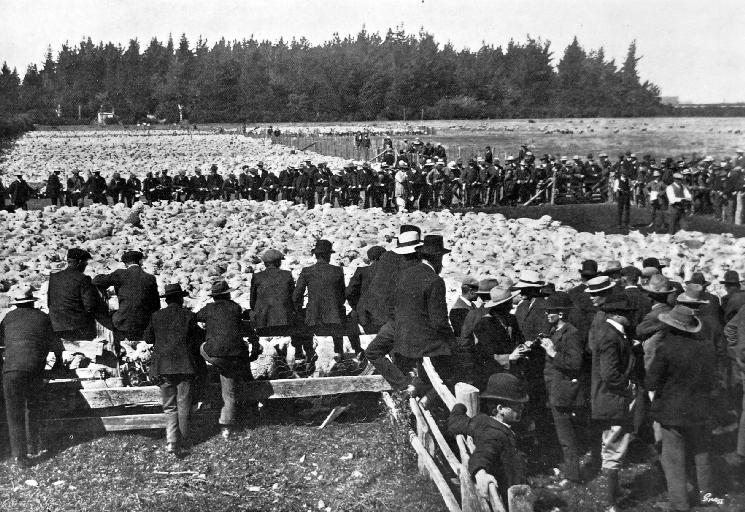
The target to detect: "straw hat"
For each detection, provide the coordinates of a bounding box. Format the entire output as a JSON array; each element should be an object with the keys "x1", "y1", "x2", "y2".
[
  {"x1": 483, "y1": 287, "x2": 515, "y2": 308},
  {"x1": 585, "y1": 276, "x2": 615, "y2": 294},
  {"x1": 512, "y1": 270, "x2": 545, "y2": 289}
]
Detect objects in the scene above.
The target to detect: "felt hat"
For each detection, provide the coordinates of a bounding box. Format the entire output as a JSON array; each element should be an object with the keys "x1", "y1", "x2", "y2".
[
  {"x1": 415, "y1": 235, "x2": 451, "y2": 256},
  {"x1": 585, "y1": 276, "x2": 615, "y2": 294},
  {"x1": 393, "y1": 230, "x2": 423, "y2": 254},
  {"x1": 603, "y1": 260, "x2": 623, "y2": 276},
  {"x1": 721, "y1": 270, "x2": 741, "y2": 285},
  {"x1": 544, "y1": 292, "x2": 573, "y2": 311},
  {"x1": 673, "y1": 172, "x2": 684, "y2": 179},
  {"x1": 685, "y1": 272, "x2": 711, "y2": 287},
  {"x1": 121, "y1": 250, "x2": 144, "y2": 263},
  {"x1": 461, "y1": 276, "x2": 480, "y2": 288},
  {"x1": 67, "y1": 248, "x2": 92, "y2": 261},
  {"x1": 481, "y1": 373, "x2": 529, "y2": 403},
  {"x1": 476, "y1": 278, "x2": 501, "y2": 296},
  {"x1": 512, "y1": 270, "x2": 545, "y2": 289},
  {"x1": 659, "y1": 305, "x2": 702, "y2": 333},
  {"x1": 579, "y1": 260, "x2": 599, "y2": 278},
  {"x1": 620, "y1": 266, "x2": 642, "y2": 280},
  {"x1": 160, "y1": 283, "x2": 190, "y2": 298},
  {"x1": 676, "y1": 284, "x2": 708, "y2": 306},
  {"x1": 642, "y1": 274, "x2": 675, "y2": 295},
  {"x1": 600, "y1": 294, "x2": 636, "y2": 312},
  {"x1": 310, "y1": 239, "x2": 335, "y2": 255},
  {"x1": 483, "y1": 287, "x2": 515, "y2": 308},
  {"x1": 209, "y1": 280, "x2": 236, "y2": 296},
  {"x1": 642, "y1": 267, "x2": 660, "y2": 278},
  {"x1": 261, "y1": 249, "x2": 285, "y2": 264},
  {"x1": 367, "y1": 246, "x2": 386, "y2": 261},
  {"x1": 9, "y1": 285, "x2": 39, "y2": 305},
  {"x1": 643, "y1": 257, "x2": 665, "y2": 270}
]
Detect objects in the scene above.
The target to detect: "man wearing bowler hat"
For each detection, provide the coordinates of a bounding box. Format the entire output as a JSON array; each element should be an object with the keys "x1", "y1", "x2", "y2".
[
  {"x1": 93, "y1": 250, "x2": 160, "y2": 343},
  {"x1": 0, "y1": 286, "x2": 57, "y2": 467},
  {"x1": 198, "y1": 280, "x2": 261, "y2": 439},
  {"x1": 294, "y1": 239, "x2": 363, "y2": 362},
  {"x1": 448, "y1": 373, "x2": 529, "y2": 503},
  {"x1": 721, "y1": 270, "x2": 745, "y2": 323},
  {"x1": 588, "y1": 293, "x2": 637, "y2": 512},
  {"x1": 48, "y1": 247, "x2": 104, "y2": 344},
  {"x1": 144, "y1": 284, "x2": 205, "y2": 454}
]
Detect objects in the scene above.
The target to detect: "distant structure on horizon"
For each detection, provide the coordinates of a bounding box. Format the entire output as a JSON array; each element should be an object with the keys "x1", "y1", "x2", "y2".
[{"x1": 660, "y1": 96, "x2": 679, "y2": 106}]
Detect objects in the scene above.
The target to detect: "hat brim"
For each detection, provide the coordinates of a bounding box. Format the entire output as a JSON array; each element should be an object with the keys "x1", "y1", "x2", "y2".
[
  {"x1": 416, "y1": 247, "x2": 451, "y2": 256},
  {"x1": 658, "y1": 313, "x2": 702, "y2": 333},
  {"x1": 720, "y1": 280, "x2": 740, "y2": 285},
  {"x1": 311, "y1": 249, "x2": 335, "y2": 255},
  {"x1": 512, "y1": 281, "x2": 545, "y2": 289},
  {"x1": 676, "y1": 296, "x2": 708, "y2": 306},
  {"x1": 392, "y1": 243, "x2": 422, "y2": 255},
  {"x1": 585, "y1": 282, "x2": 616, "y2": 294},
  {"x1": 209, "y1": 287, "x2": 237, "y2": 296},
  {"x1": 601, "y1": 305, "x2": 636, "y2": 312},
  {"x1": 11, "y1": 297, "x2": 38, "y2": 305},
  {"x1": 480, "y1": 393, "x2": 529, "y2": 403},
  {"x1": 160, "y1": 291, "x2": 190, "y2": 298},
  {"x1": 483, "y1": 294, "x2": 516, "y2": 308}
]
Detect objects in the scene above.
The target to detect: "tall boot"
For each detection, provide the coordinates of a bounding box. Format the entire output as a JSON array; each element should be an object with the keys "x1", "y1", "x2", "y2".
[{"x1": 603, "y1": 468, "x2": 620, "y2": 511}]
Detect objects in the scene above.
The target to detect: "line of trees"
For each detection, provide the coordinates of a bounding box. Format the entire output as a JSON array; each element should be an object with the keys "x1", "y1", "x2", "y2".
[{"x1": 0, "y1": 28, "x2": 670, "y2": 124}]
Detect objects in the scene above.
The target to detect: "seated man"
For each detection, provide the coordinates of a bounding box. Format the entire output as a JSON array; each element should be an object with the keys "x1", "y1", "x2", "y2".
[{"x1": 448, "y1": 373, "x2": 529, "y2": 504}]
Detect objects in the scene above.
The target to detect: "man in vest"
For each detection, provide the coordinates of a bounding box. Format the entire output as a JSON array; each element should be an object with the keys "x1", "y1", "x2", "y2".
[{"x1": 666, "y1": 172, "x2": 692, "y2": 234}]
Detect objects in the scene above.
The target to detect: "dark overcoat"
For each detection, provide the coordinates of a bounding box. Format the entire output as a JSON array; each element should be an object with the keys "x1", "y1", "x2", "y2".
[
  {"x1": 588, "y1": 318, "x2": 634, "y2": 421},
  {"x1": 47, "y1": 267, "x2": 102, "y2": 334},
  {"x1": 544, "y1": 322, "x2": 585, "y2": 408},
  {"x1": 93, "y1": 265, "x2": 160, "y2": 333},
  {"x1": 250, "y1": 267, "x2": 296, "y2": 329},
  {"x1": 144, "y1": 303, "x2": 205, "y2": 377},
  {"x1": 293, "y1": 261, "x2": 346, "y2": 326}
]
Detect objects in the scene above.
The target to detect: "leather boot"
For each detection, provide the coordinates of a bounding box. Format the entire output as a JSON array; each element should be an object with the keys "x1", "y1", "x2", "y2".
[{"x1": 603, "y1": 468, "x2": 620, "y2": 510}]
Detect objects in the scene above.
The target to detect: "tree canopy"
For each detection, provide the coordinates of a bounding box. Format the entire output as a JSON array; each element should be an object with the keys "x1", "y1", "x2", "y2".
[{"x1": 0, "y1": 28, "x2": 668, "y2": 124}]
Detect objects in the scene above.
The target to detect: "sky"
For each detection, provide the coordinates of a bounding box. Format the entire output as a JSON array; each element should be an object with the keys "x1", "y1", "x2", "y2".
[{"x1": 1, "y1": 0, "x2": 744, "y2": 103}]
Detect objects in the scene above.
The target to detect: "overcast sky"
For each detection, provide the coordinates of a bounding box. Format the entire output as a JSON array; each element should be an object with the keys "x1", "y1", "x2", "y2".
[{"x1": 1, "y1": 0, "x2": 743, "y2": 103}]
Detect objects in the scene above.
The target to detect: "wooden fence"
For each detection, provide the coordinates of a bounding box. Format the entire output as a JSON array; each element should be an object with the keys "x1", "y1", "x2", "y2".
[{"x1": 380, "y1": 357, "x2": 533, "y2": 512}]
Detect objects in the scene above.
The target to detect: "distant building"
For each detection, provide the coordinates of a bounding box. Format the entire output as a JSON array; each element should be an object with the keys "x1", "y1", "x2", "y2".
[
  {"x1": 660, "y1": 96, "x2": 679, "y2": 106},
  {"x1": 97, "y1": 110, "x2": 116, "y2": 124}
]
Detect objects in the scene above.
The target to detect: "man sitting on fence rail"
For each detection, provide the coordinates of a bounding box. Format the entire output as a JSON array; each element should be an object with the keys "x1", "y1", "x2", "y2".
[{"x1": 448, "y1": 373, "x2": 529, "y2": 504}]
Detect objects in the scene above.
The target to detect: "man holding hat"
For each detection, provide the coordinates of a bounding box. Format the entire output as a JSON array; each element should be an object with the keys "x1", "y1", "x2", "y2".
[
  {"x1": 251, "y1": 249, "x2": 314, "y2": 368},
  {"x1": 587, "y1": 292, "x2": 637, "y2": 511},
  {"x1": 294, "y1": 239, "x2": 363, "y2": 362},
  {"x1": 646, "y1": 305, "x2": 719, "y2": 511},
  {"x1": 144, "y1": 284, "x2": 205, "y2": 454},
  {"x1": 0, "y1": 285, "x2": 57, "y2": 466},
  {"x1": 48, "y1": 248, "x2": 104, "y2": 357},
  {"x1": 448, "y1": 373, "x2": 529, "y2": 503},
  {"x1": 198, "y1": 280, "x2": 261, "y2": 439},
  {"x1": 93, "y1": 250, "x2": 160, "y2": 343}
]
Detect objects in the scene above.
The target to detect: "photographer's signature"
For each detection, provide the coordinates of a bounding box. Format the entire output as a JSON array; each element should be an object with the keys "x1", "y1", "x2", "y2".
[{"x1": 702, "y1": 493, "x2": 724, "y2": 506}]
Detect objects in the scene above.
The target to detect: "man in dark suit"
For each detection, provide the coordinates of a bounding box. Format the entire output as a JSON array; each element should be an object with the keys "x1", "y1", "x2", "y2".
[
  {"x1": 620, "y1": 266, "x2": 652, "y2": 331},
  {"x1": 190, "y1": 168, "x2": 208, "y2": 203},
  {"x1": 390, "y1": 235, "x2": 456, "y2": 406},
  {"x1": 93, "y1": 250, "x2": 160, "y2": 343},
  {"x1": 449, "y1": 276, "x2": 480, "y2": 338},
  {"x1": 0, "y1": 286, "x2": 57, "y2": 467},
  {"x1": 46, "y1": 170, "x2": 63, "y2": 206},
  {"x1": 8, "y1": 174, "x2": 32, "y2": 210},
  {"x1": 144, "y1": 284, "x2": 204, "y2": 454},
  {"x1": 293, "y1": 239, "x2": 362, "y2": 361},
  {"x1": 47, "y1": 248, "x2": 101, "y2": 341},
  {"x1": 568, "y1": 260, "x2": 599, "y2": 344},
  {"x1": 721, "y1": 270, "x2": 745, "y2": 323},
  {"x1": 251, "y1": 249, "x2": 313, "y2": 368},
  {"x1": 346, "y1": 245, "x2": 385, "y2": 338}
]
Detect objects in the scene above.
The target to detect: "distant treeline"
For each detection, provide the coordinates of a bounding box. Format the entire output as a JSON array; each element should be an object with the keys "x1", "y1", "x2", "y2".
[
  {"x1": 0, "y1": 114, "x2": 34, "y2": 138},
  {"x1": 1, "y1": 28, "x2": 677, "y2": 124}
]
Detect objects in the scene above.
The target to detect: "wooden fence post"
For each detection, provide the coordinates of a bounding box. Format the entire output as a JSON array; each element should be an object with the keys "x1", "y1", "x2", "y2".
[
  {"x1": 459, "y1": 465, "x2": 482, "y2": 512},
  {"x1": 455, "y1": 382, "x2": 480, "y2": 417},
  {"x1": 507, "y1": 485, "x2": 533, "y2": 512},
  {"x1": 410, "y1": 397, "x2": 435, "y2": 476}
]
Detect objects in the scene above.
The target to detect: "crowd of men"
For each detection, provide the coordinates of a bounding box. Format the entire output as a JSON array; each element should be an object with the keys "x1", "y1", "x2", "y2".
[{"x1": 3, "y1": 221, "x2": 745, "y2": 511}]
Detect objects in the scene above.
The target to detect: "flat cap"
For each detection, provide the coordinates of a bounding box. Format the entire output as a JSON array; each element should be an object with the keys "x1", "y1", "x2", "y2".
[
  {"x1": 67, "y1": 248, "x2": 92, "y2": 261},
  {"x1": 260, "y1": 249, "x2": 284, "y2": 263}
]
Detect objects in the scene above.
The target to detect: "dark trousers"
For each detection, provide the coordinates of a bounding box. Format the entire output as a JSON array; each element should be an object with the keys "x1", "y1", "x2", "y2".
[
  {"x1": 3, "y1": 371, "x2": 43, "y2": 457},
  {"x1": 290, "y1": 336, "x2": 315, "y2": 360},
  {"x1": 617, "y1": 193, "x2": 630, "y2": 228},
  {"x1": 660, "y1": 423, "x2": 713, "y2": 511},
  {"x1": 159, "y1": 375, "x2": 193, "y2": 443},
  {"x1": 552, "y1": 406, "x2": 581, "y2": 481},
  {"x1": 367, "y1": 322, "x2": 455, "y2": 397},
  {"x1": 668, "y1": 205, "x2": 687, "y2": 234}
]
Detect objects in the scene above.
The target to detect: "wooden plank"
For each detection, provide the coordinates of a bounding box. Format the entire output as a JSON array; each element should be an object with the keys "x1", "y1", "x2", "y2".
[
  {"x1": 459, "y1": 465, "x2": 483, "y2": 512},
  {"x1": 66, "y1": 375, "x2": 391, "y2": 409},
  {"x1": 422, "y1": 357, "x2": 456, "y2": 410},
  {"x1": 409, "y1": 431, "x2": 461, "y2": 512},
  {"x1": 455, "y1": 383, "x2": 480, "y2": 417},
  {"x1": 410, "y1": 397, "x2": 433, "y2": 476},
  {"x1": 36, "y1": 411, "x2": 220, "y2": 434},
  {"x1": 421, "y1": 407, "x2": 461, "y2": 476},
  {"x1": 490, "y1": 484, "x2": 508, "y2": 512}
]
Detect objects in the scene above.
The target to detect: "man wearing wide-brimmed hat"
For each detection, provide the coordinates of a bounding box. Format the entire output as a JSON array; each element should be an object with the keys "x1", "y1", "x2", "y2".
[
  {"x1": 685, "y1": 272, "x2": 721, "y2": 321},
  {"x1": 588, "y1": 293, "x2": 637, "y2": 511},
  {"x1": 198, "y1": 279, "x2": 261, "y2": 439},
  {"x1": 294, "y1": 239, "x2": 363, "y2": 362},
  {"x1": 637, "y1": 274, "x2": 675, "y2": 371},
  {"x1": 471, "y1": 287, "x2": 526, "y2": 391},
  {"x1": 144, "y1": 284, "x2": 205, "y2": 455},
  {"x1": 646, "y1": 305, "x2": 720, "y2": 511},
  {"x1": 448, "y1": 373, "x2": 528, "y2": 504},
  {"x1": 93, "y1": 250, "x2": 160, "y2": 343},
  {"x1": 0, "y1": 285, "x2": 57, "y2": 467},
  {"x1": 620, "y1": 266, "x2": 651, "y2": 331}
]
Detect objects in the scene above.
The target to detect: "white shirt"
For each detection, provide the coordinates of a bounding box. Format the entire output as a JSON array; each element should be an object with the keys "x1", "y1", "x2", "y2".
[
  {"x1": 459, "y1": 296, "x2": 474, "y2": 308},
  {"x1": 666, "y1": 182, "x2": 692, "y2": 204}
]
